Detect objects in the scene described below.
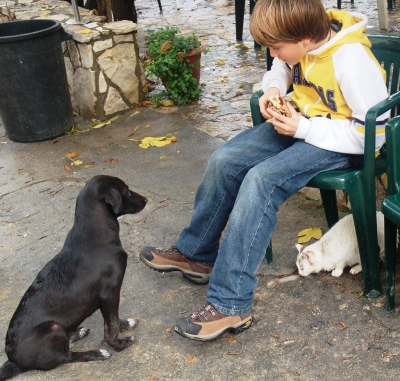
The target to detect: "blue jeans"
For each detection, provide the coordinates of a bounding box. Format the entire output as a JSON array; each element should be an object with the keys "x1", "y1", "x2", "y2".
[{"x1": 175, "y1": 122, "x2": 352, "y2": 315}]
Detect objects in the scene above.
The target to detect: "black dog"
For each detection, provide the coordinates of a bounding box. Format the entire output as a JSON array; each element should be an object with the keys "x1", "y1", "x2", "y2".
[{"x1": 0, "y1": 175, "x2": 147, "y2": 380}]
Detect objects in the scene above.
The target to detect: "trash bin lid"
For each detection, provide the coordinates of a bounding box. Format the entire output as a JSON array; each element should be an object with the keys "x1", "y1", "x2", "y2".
[{"x1": 0, "y1": 19, "x2": 62, "y2": 43}]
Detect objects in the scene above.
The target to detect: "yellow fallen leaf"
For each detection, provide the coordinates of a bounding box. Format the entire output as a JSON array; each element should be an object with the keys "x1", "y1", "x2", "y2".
[
  {"x1": 132, "y1": 136, "x2": 177, "y2": 149},
  {"x1": 209, "y1": 104, "x2": 218, "y2": 109},
  {"x1": 227, "y1": 41, "x2": 232, "y2": 45},
  {"x1": 80, "y1": 29, "x2": 92, "y2": 35},
  {"x1": 139, "y1": 101, "x2": 156, "y2": 107},
  {"x1": 108, "y1": 115, "x2": 119, "y2": 122},
  {"x1": 160, "y1": 40, "x2": 172, "y2": 52},
  {"x1": 92, "y1": 120, "x2": 112, "y2": 129},
  {"x1": 216, "y1": 59, "x2": 226, "y2": 65},
  {"x1": 65, "y1": 151, "x2": 80, "y2": 159},
  {"x1": 73, "y1": 160, "x2": 83, "y2": 166},
  {"x1": 159, "y1": 99, "x2": 175, "y2": 107},
  {"x1": 297, "y1": 227, "x2": 323, "y2": 243}
]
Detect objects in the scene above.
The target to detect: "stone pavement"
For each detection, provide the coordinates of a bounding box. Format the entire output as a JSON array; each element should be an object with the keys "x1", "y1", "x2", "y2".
[{"x1": 1, "y1": 0, "x2": 400, "y2": 380}]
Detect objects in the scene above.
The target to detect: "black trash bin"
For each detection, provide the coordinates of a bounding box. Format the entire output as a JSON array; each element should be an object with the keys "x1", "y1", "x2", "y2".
[{"x1": 0, "y1": 20, "x2": 74, "y2": 143}]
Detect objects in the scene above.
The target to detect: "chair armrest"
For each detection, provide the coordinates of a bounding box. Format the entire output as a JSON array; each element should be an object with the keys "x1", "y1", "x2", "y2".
[
  {"x1": 364, "y1": 91, "x2": 400, "y2": 174},
  {"x1": 250, "y1": 90, "x2": 266, "y2": 126},
  {"x1": 249, "y1": 88, "x2": 400, "y2": 176}
]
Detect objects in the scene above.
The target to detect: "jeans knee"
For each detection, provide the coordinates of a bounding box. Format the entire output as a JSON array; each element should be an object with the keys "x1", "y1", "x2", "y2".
[
  {"x1": 208, "y1": 146, "x2": 231, "y2": 172},
  {"x1": 244, "y1": 166, "x2": 271, "y2": 189}
]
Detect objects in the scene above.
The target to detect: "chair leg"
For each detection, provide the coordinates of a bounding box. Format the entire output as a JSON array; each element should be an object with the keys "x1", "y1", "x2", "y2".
[
  {"x1": 384, "y1": 217, "x2": 397, "y2": 311},
  {"x1": 388, "y1": 0, "x2": 393, "y2": 10},
  {"x1": 235, "y1": 0, "x2": 246, "y2": 41},
  {"x1": 347, "y1": 186, "x2": 382, "y2": 297},
  {"x1": 249, "y1": 0, "x2": 261, "y2": 49},
  {"x1": 319, "y1": 189, "x2": 339, "y2": 228},
  {"x1": 337, "y1": 0, "x2": 341, "y2": 9},
  {"x1": 157, "y1": 0, "x2": 162, "y2": 13},
  {"x1": 266, "y1": 48, "x2": 273, "y2": 71},
  {"x1": 265, "y1": 240, "x2": 273, "y2": 264}
]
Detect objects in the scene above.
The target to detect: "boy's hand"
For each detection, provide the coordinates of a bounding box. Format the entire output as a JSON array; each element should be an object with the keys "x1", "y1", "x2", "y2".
[
  {"x1": 259, "y1": 88, "x2": 280, "y2": 120},
  {"x1": 267, "y1": 102, "x2": 301, "y2": 136}
]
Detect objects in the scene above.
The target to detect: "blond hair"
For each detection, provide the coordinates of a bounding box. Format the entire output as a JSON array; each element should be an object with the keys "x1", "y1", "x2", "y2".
[{"x1": 250, "y1": 0, "x2": 330, "y2": 46}]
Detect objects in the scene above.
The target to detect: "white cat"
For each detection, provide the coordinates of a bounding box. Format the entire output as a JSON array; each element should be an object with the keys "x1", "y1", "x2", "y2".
[{"x1": 295, "y1": 211, "x2": 385, "y2": 277}]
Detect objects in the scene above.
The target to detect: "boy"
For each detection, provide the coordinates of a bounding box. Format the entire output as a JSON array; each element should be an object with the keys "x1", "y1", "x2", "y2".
[{"x1": 140, "y1": 0, "x2": 389, "y2": 342}]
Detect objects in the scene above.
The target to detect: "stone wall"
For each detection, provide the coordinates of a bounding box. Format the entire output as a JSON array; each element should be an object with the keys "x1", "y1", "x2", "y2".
[
  {"x1": 0, "y1": 0, "x2": 147, "y2": 120},
  {"x1": 63, "y1": 20, "x2": 147, "y2": 120}
]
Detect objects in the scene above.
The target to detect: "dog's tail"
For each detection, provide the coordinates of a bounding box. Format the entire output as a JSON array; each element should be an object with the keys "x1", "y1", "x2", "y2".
[{"x1": 0, "y1": 360, "x2": 24, "y2": 381}]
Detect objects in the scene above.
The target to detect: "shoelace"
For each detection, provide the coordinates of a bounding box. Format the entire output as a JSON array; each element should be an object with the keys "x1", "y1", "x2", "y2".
[
  {"x1": 191, "y1": 303, "x2": 218, "y2": 322},
  {"x1": 155, "y1": 246, "x2": 179, "y2": 256}
]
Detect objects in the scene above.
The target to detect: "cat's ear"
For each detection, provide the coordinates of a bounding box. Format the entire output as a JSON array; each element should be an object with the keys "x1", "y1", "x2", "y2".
[
  {"x1": 305, "y1": 252, "x2": 314, "y2": 264},
  {"x1": 295, "y1": 243, "x2": 304, "y2": 253}
]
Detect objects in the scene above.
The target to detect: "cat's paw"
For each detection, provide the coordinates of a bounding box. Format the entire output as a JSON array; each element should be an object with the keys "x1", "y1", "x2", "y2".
[
  {"x1": 350, "y1": 264, "x2": 362, "y2": 275},
  {"x1": 331, "y1": 268, "x2": 344, "y2": 277}
]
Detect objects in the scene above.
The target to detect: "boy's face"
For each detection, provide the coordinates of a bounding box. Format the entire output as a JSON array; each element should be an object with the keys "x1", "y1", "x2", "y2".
[{"x1": 268, "y1": 40, "x2": 310, "y2": 66}]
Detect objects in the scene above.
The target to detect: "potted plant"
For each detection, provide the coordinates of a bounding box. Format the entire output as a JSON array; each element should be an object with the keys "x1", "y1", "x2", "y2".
[{"x1": 144, "y1": 26, "x2": 208, "y2": 106}]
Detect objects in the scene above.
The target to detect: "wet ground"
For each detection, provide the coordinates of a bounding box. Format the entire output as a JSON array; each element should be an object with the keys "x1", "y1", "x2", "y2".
[{"x1": 1, "y1": 0, "x2": 400, "y2": 380}]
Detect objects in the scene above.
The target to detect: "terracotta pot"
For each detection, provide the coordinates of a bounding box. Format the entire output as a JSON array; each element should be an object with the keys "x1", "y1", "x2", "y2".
[{"x1": 177, "y1": 44, "x2": 206, "y2": 82}]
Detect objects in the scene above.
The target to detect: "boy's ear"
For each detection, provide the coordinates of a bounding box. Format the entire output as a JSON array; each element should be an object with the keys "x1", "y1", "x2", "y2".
[{"x1": 301, "y1": 38, "x2": 311, "y2": 47}]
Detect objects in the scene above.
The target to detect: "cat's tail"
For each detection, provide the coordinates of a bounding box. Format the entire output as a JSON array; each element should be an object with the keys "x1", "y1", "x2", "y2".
[{"x1": 0, "y1": 360, "x2": 25, "y2": 381}]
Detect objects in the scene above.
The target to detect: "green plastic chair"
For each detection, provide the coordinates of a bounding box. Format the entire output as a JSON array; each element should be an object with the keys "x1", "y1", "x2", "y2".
[
  {"x1": 381, "y1": 116, "x2": 400, "y2": 311},
  {"x1": 250, "y1": 35, "x2": 400, "y2": 298},
  {"x1": 234, "y1": 1, "x2": 395, "y2": 45}
]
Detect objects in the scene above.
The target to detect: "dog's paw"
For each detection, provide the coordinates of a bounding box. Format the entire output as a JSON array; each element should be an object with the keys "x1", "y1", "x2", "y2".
[
  {"x1": 112, "y1": 336, "x2": 135, "y2": 352},
  {"x1": 99, "y1": 349, "x2": 112, "y2": 359},
  {"x1": 70, "y1": 327, "x2": 91, "y2": 342},
  {"x1": 127, "y1": 318, "x2": 139, "y2": 329},
  {"x1": 76, "y1": 327, "x2": 90, "y2": 339},
  {"x1": 120, "y1": 318, "x2": 139, "y2": 332}
]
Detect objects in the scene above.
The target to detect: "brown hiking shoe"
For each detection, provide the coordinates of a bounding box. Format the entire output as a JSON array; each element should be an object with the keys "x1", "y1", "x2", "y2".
[
  {"x1": 174, "y1": 302, "x2": 252, "y2": 342},
  {"x1": 140, "y1": 246, "x2": 212, "y2": 284}
]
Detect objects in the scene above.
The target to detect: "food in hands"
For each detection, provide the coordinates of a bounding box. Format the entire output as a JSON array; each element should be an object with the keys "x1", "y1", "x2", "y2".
[{"x1": 266, "y1": 95, "x2": 291, "y2": 121}]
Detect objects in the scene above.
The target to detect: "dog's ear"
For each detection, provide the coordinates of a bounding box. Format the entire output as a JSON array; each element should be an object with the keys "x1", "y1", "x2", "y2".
[{"x1": 104, "y1": 187, "x2": 122, "y2": 214}]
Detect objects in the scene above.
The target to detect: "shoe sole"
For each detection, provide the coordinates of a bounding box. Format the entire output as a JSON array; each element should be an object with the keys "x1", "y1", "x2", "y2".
[
  {"x1": 140, "y1": 253, "x2": 210, "y2": 285},
  {"x1": 174, "y1": 316, "x2": 252, "y2": 342}
]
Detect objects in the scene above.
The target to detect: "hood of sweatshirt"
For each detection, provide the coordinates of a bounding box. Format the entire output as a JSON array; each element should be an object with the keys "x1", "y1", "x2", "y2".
[
  {"x1": 291, "y1": 10, "x2": 384, "y2": 120},
  {"x1": 308, "y1": 10, "x2": 370, "y2": 60}
]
